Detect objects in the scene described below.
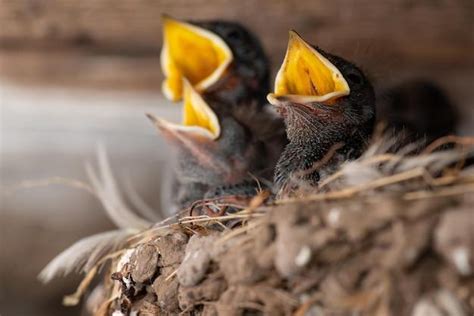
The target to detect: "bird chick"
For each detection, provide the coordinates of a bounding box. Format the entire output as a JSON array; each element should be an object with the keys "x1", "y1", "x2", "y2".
[
  {"x1": 267, "y1": 31, "x2": 375, "y2": 194},
  {"x1": 160, "y1": 15, "x2": 269, "y2": 108},
  {"x1": 377, "y1": 79, "x2": 459, "y2": 145},
  {"x1": 160, "y1": 16, "x2": 286, "y2": 190},
  {"x1": 148, "y1": 81, "x2": 262, "y2": 210}
]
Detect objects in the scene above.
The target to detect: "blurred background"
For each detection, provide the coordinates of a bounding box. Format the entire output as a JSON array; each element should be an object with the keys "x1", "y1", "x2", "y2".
[{"x1": 0, "y1": 1, "x2": 473, "y2": 315}]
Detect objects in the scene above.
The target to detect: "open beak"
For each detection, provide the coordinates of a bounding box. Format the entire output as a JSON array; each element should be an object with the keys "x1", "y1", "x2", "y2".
[
  {"x1": 148, "y1": 79, "x2": 221, "y2": 141},
  {"x1": 161, "y1": 15, "x2": 233, "y2": 101},
  {"x1": 148, "y1": 80, "x2": 229, "y2": 173},
  {"x1": 267, "y1": 31, "x2": 350, "y2": 106}
]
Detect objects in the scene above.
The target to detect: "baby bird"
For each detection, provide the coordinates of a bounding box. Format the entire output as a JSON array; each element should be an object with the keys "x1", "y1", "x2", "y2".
[
  {"x1": 161, "y1": 15, "x2": 269, "y2": 109},
  {"x1": 377, "y1": 79, "x2": 459, "y2": 145},
  {"x1": 148, "y1": 81, "x2": 263, "y2": 210},
  {"x1": 267, "y1": 31, "x2": 375, "y2": 194},
  {"x1": 160, "y1": 16, "x2": 286, "y2": 175},
  {"x1": 156, "y1": 17, "x2": 286, "y2": 211}
]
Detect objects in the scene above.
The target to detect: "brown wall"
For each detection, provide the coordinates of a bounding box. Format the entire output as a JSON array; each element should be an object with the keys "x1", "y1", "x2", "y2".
[
  {"x1": 1, "y1": 0, "x2": 473, "y2": 86},
  {"x1": 1, "y1": 1, "x2": 473, "y2": 315}
]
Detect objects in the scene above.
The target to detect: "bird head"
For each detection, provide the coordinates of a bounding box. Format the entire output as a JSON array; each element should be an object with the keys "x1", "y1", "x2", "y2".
[
  {"x1": 161, "y1": 15, "x2": 269, "y2": 104},
  {"x1": 148, "y1": 80, "x2": 257, "y2": 185},
  {"x1": 377, "y1": 80, "x2": 458, "y2": 143},
  {"x1": 267, "y1": 31, "x2": 375, "y2": 142}
]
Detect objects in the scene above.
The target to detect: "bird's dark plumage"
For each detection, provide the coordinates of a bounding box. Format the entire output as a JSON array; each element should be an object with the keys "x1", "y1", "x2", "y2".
[
  {"x1": 271, "y1": 45, "x2": 375, "y2": 194},
  {"x1": 156, "y1": 17, "x2": 286, "y2": 208},
  {"x1": 195, "y1": 20, "x2": 287, "y2": 173},
  {"x1": 196, "y1": 21, "x2": 271, "y2": 107},
  {"x1": 377, "y1": 79, "x2": 459, "y2": 145},
  {"x1": 171, "y1": 117, "x2": 264, "y2": 207}
]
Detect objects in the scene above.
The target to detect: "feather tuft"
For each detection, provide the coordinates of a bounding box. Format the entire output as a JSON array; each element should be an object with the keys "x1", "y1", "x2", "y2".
[
  {"x1": 38, "y1": 229, "x2": 133, "y2": 283},
  {"x1": 86, "y1": 144, "x2": 152, "y2": 230}
]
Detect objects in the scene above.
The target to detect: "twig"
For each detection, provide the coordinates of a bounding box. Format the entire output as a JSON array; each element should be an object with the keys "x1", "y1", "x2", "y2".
[
  {"x1": 178, "y1": 213, "x2": 264, "y2": 225},
  {"x1": 278, "y1": 167, "x2": 427, "y2": 204},
  {"x1": 165, "y1": 268, "x2": 178, "y2": 281},
  {"x1": 63, "y1": 265, "x2": 99, "y2": 306},
  {"x1": 319, "y1": 154, "x2": 400, "y2": 189},
  {"x1": 2, "y1": 177, "x2": 96, "y2": 197},
  {"x1": 403, "y1": 183, "x2": 474, "y2": 200},
  {"x1": 62, "y1": 249, "x2": 126, "y2": 306},
  {"x1": 217, "y1": 218, "x2": 265, "y2": 244},
  {"x1": 422, "y1": 135, "x2": 474, "y2": 154}
]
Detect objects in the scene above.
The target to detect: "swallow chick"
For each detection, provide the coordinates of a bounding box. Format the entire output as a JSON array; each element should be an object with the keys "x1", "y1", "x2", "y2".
[
  {"x1": 377, "y1": 79, "x2": 459, "y2": 145},
  {"x1": 160, "y1": 15, "x2": 269, "y2": 108},
  {"x1": 160, "y1": 16, "x2": 286, "y2": 183},
  {"x1": 148, "y1": 80, "x2": 262, "y2": 210},
  {"x1": 267, "y1": 31, "x2": 376, "y2": 194}
]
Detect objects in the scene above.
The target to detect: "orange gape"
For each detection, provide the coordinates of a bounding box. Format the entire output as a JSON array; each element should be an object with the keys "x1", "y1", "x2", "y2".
[
  {"x1": 271, "y1": 31, "x2": 350, "y2": 103},
  {"x1": 182, "y1": 80, "x2": 221, "y2": 139},
  {"x1": 161, "y1": 17, "x2": 233, "y2": 101},
  {"x1": 147, "y1": 79, "x2": 221, "y2": 141}
]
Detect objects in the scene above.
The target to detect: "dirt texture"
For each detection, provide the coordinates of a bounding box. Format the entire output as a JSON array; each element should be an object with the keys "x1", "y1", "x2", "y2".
[
  {"x1": 45, "y1": 139, "x2": 473, "y2": 316},
  {"x1": 84, "y1": 192, "x2": 473, "y2": 315}
]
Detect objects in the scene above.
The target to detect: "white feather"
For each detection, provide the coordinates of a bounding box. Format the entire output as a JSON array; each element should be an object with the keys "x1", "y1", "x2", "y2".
[
  {"x1": 341, "y1": 162, "x2": 382, "y2": 187},
  {"x1": 396, "y1": 151, "x2": 465, "y2": 173},
  {"x1": 38, "y1": 229, "x2": 133, "y2": 283},
  {"x1": 39, "y1": 145, "x2": 156, "y2": 283},
  {"x1": 329, "y1": 138, "x2": 473, "y2": 190},
  {"x1": 86, "y1": 144, "x2": 151, "y2": 230},
  {"x1": 122, "y1": 176, "x2": 163, "y2": 222}
]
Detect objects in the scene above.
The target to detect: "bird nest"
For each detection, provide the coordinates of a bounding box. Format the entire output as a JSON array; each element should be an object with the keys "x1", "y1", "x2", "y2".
[{"x1": 40, "y1": 136, "x2": 474, "y2": 316}]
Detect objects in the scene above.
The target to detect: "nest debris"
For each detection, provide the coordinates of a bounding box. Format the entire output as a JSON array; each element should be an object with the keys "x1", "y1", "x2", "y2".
[{"x1": 40, "y1": 136, "x2": 474, "y2": 315}]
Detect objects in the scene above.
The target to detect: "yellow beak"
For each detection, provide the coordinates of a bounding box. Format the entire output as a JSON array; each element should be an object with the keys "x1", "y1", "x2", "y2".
[
  {"x1": 267, "y1": 31, "x2": 350, "y2": 105},
  {"x1": 160, "y1": 16, "x2": 233, "y2": 101},
  {"x1": 149, "y1": 79, "x2": 221, "y2": 140}
]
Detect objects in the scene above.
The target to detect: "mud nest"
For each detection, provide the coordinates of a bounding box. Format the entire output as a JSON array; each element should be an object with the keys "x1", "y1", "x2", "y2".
[{"x1": 41, "y1": 137, "x2": 474, "y2": 315}]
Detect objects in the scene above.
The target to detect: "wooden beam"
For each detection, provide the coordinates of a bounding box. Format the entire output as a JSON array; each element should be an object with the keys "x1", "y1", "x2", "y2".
[{"x1": 1, "y1": 0, "x2": 473, "y2": 67}]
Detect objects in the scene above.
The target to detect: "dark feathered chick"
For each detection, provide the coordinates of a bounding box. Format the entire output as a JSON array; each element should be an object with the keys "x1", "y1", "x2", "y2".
[
  {"x1": 267, "y1": 31, "x2": 375, "y2": 194},
  {"x1": 377, "y1": 79, "x2": 459, "y2": 145},
  {"x1": 161, "y1": 16, "x2": 269, "y2": 108},
  {"x1": 161, "y1": 16, "x2": 286, "y2": 174},
  {"x1": 194, "y1": 20, "x2": 270, "y2": 108},
  {"x1": 156, "y1": 17, "x2": 286, "y2": 210},
  {"x1": 148, "y1": 81, "x2": 263, "y2": 210}
]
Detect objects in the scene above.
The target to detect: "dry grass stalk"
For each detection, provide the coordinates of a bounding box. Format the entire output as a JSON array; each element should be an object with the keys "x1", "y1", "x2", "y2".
[{"x1": 38, "y1": 136, "x2": 474, "y2": 315}]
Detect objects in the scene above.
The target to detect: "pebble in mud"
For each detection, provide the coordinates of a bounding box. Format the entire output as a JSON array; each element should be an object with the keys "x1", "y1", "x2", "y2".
[
  {"x1": 177, "y1": 234, "x2": 219, "y2": 286},
  {"x1": 178, "y1": 271, "x2": 227, "y2": 311},
  {"x1": 435, "y1": 206, "x2": 473, "y2": 276},
  {"x1": 155, "y1": 231, "x2": 189, "y2": 267},
  {"x1": 152, "y1": 266, "x2": 180, "y2": 313},
  {"x1": 130, "y1": 244, "x2": 159, "y2": 284},
  {"x1": 219, "y1": 245, "x2": 266, "y2": 285},
  {"x1": 412, "y1": 289, "x2": 467, "y2": 316}
]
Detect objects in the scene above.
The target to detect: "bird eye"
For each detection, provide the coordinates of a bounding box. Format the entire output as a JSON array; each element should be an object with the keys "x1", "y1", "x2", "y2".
[{"x1": 346, "y1": 71, "x2": 363, "y2": 86}]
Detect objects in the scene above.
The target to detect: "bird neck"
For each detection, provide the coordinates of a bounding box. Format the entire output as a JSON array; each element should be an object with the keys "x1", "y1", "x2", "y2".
[
  {"x1": 274, "y1": 140, "x2": 328, "y2": 192},
  {"x1": 274, "y1": 126, "x2": 369, "y2": 193}
]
